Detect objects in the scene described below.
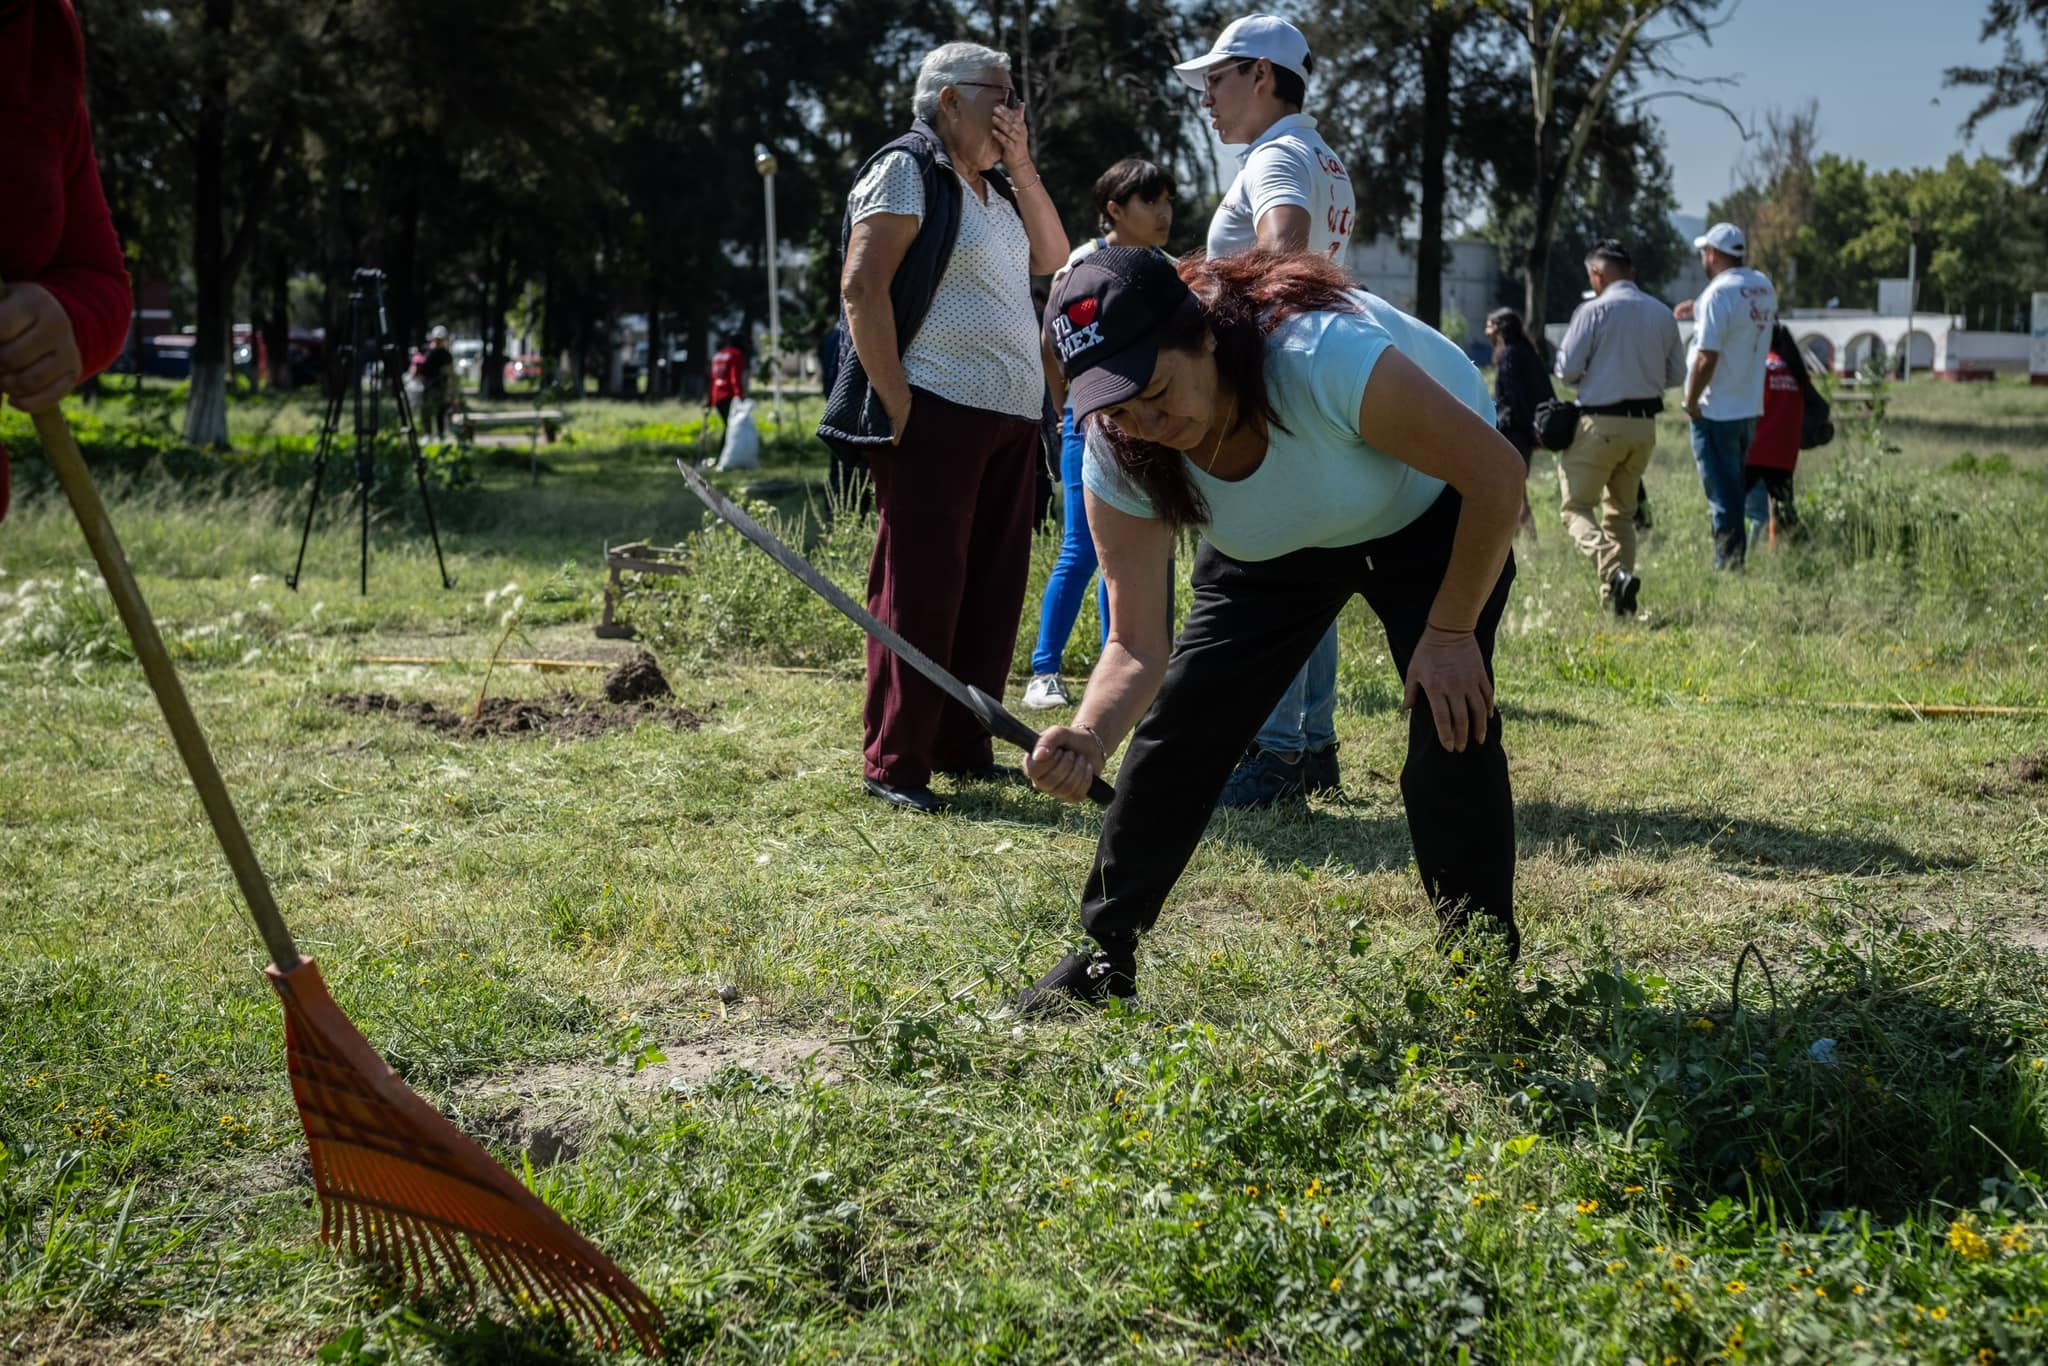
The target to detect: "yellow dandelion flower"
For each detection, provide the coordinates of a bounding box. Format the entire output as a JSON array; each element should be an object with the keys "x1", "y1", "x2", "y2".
[
  {"x1": 1852, "y1": 1283, "x2": 1866, "y2": 1294},
  {"x1": 1624, "y1": 1184, "x2": 1645, "y2": 1194},
  {"x1": 1670, "y1": 1255, "x2": 1690, "y2": 1270},
  {"x1": 1520, "y1": 1202, "x2": 1538, "y2": 1211},
  {"x1": 1931, "y1": 1305, "x2": 1949, "y2": 1321},
  {"x1": 1948, "y1": 1221, "x2": 1991, "y2": 1262},
  {"x1": 1329, "y1": 1276, "x2": 1343, "y2": 1291},
  {"x1": 1576, "y1": 1198, "x2": 1599, "y2": 1214},
  {"x1": 1246, "y1": 1185, "x2": 1260, "y2": 1198},
  {"x1": 1605, "y1": 1261, "x2": 1624, "y2": 1274},
  {"x1": 1725, "y1": 1281, "x2": 1746, "y2": 1294},
  {"x1": 1464, "y1": 1172, "x2": 1483, "y2": 1183}
]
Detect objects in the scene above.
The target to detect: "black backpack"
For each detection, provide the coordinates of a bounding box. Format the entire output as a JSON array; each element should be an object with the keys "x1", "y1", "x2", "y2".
[{"x1": 1534, "y1": 398, "x2": 1581, "y2": 452}]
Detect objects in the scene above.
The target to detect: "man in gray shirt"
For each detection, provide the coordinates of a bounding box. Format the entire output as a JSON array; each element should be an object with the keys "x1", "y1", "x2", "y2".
[{"x1": 1553, "y1": 239, "x2": 1686, "y2": 615}]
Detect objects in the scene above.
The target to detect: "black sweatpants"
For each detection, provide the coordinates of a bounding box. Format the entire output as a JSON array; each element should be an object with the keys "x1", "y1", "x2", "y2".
[{"x1": 1079, "y1": 489, "x2": 1519, "y2": 955}]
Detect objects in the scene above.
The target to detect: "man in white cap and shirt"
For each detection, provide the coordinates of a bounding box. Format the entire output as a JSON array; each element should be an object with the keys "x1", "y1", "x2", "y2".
[
  {"x1": 1678, "y1": 222, "x2": 1777, "y2": 570},
  {"x1": 1169, "y1": 13, "x2": 1360, "y2": 808}
]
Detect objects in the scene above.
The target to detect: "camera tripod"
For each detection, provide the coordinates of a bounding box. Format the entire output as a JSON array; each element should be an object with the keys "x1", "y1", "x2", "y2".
[{"x1": 286, "y1": 268, "x2": 452, "y2": 595}]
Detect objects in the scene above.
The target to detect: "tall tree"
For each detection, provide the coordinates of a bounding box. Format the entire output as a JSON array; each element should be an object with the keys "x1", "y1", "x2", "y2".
[
  {"x1": 1476, "y1": 0, "x2": 1725, "y2": 326},
  {"x1": 1947, "y1": 0, "x2": 2048, "y2": 187},
  {"x1": 1707, "y1": 102, "x2": 1820, "y2": 302}
]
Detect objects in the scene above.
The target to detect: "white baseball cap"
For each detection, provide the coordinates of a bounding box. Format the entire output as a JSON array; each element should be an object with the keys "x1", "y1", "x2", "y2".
[
  {"x1": 1693, "y1": 222, "x2": 1747, "y2": 257},
  {"x1": 1173, "y1": 14, "x2": 1311, "y2": 90},
  {"x1": 429, "y1": 325, "x2": 449, "y2": 340}
]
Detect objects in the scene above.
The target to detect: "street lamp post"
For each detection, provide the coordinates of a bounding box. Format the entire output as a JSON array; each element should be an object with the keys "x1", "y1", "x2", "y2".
[
  {"x1": 753, "y1": 145, "x2": 783, "y2": 427},
  {"x1": 1902, "y1": 218, "x2": 1920, "y2": 382}
]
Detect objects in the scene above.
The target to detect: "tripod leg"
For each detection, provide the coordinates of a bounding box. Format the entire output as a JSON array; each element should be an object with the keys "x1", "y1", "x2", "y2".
[
  {"x1": 386, "y1": 353, "x2": 454, "y2": 589},
  {"x1": 287, "y1": 356, "x2": 350, "y2": 591}
]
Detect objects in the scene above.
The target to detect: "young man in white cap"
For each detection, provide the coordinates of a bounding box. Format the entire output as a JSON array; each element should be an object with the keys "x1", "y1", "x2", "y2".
[
  {"x1": 1172, "y1": 12, "x2": 1359, "y2": 808},
  {"x1": 1679, "y1": 222, "x2": 1777, "y2": 571}
]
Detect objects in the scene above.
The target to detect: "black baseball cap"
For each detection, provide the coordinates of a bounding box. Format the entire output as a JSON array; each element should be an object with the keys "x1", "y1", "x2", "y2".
[{"x1": 1045, "y1": 247, "x2": 1202, "y2": 424}]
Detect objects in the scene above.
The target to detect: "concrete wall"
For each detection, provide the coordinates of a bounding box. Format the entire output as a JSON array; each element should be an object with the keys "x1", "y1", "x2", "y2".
[{"x1": 1345, "y1": 236, "x2": 1504, "y2": 340}]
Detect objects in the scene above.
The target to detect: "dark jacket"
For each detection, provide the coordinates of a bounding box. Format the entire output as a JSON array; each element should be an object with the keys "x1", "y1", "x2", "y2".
[
  {"x1": 817, "y1": 121, "x2": 1026, "y2": 453},
  {"x1": 1492, "y1": 341, "x2": 1549, "y2": 450}
]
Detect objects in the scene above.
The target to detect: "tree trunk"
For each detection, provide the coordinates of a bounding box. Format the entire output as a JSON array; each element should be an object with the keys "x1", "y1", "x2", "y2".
[
  {"x1": 1415, "y1": 12, "x2": 1453, "y2": 330},
  {"x1": 645, "y1": 271, "x2": 664, "y2": 401},
  {"x1": 262, "y1": 244, "x2": 292, "y2": 391},
  {"x1": 182, "y1": 0, "x2": 232, "y2": 448}
]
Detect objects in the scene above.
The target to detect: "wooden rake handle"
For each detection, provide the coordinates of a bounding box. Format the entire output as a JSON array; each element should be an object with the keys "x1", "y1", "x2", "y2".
[{"x1": 15, "y1": 334, "x2": 302, "y2": 973}]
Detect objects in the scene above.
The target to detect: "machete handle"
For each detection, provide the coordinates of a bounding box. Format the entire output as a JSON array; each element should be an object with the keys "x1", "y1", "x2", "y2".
[{"x1": 965, "y1": 686, "x2": 1116, "y2": 807}]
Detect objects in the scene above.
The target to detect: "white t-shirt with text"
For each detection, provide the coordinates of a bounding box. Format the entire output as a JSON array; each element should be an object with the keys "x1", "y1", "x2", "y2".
[
  {"x1": 1207, "y1": 113, "x2": 1356, "y2": 263},
  {"x1": 1690, "y1": 266, "x2": 1778, "y2": 421},
  {"x1": 846, "y1": 150, "x2": 1043, "y2": 421}
]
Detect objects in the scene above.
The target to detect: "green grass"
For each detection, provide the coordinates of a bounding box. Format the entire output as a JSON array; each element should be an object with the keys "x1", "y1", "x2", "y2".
[{"x1": 1, "y1": 377, "x2": 2044, "y2": 1363}]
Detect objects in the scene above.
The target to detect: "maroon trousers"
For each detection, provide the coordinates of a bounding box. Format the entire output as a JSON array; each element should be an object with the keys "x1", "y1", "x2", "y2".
[{"x1": 862, "y1": 387, "x2": 1039, "y2": 787}]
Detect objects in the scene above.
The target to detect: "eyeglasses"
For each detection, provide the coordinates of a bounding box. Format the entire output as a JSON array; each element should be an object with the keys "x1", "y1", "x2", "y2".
[
  {"x1": 956, "y1": 81, "x2": 1023, "y2": 109},
  {"x1": 1200, "y1": 59, "x2": 1257, "y2": 96}
]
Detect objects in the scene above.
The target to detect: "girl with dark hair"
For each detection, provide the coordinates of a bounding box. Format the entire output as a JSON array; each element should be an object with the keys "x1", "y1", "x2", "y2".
[
  {"x1": 1022, "y1": 158, "x2": 1176, "y2": 712},
  {"x1": 1019, "y1": 247, "x2": 1525, "y2": 1010},
  {"x1": 1485, "y1": 306, "x2": 1546, "y2": 536}
]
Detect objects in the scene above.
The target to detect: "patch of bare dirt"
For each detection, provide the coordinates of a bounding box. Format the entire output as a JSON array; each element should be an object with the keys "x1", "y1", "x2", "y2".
[
  {"x1": 328, "y1": 690, "x2": 703, "y2": 740},
  {"x1": 452, "y1": 1034, "x2": 847, "y2": 1168},
  {"x1": 602, "y1": 650, "x2": 671, "y2": 704},
  {"x1": 2013, "y1": 752, "x2": 2048, "y2": 785}
]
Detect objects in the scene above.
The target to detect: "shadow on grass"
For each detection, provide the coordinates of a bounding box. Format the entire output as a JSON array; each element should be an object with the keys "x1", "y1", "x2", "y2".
[
  {"x1": 1347, "y1": 931, "x2": 2047, "y2": 1222},
  {"x1": 1190, "y1": 796, "x2": 1962, "y2": 881},
  {"x1": 946, "y1": 779, "x2": 1961, "y2": 880}
]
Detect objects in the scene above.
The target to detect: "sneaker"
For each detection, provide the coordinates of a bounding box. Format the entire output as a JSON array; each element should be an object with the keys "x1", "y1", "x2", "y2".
[
  {"x1": 1013, "y1": 939, "x2": 1138, "y2": 1015},
  {"x1": 1021, "y1": 674, "x2": 1072, "y2": 710},
  {"x1": 1302, "y1": 742, "x2": 1342, "y2": 797},
  {"x1": 1218, "y1": 746, "x2": 1307, "y2": 809}
]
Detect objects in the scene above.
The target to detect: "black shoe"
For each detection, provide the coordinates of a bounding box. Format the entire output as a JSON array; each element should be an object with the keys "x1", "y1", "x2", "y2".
[
  {"x1": 863, "y1": 777, "x2": 943, "y2": 814},
  {"x1": 1302, "y1": 742, "x2": 1342, "y2": 797},
  {"x1": 1608, "y1": 569, "x2": 1640, "y2": 617},
  {"x1": 941, "y1": 763, "x2": 1031, "y2": 789},
  {"x1": 1014, "y1": 939, "x2": 1138, "y2": 1016}
]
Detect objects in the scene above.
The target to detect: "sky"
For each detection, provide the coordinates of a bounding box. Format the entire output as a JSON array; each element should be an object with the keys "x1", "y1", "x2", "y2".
[{"x1": 1638, "y1": 0, "x2": 2033, "y2": 218}]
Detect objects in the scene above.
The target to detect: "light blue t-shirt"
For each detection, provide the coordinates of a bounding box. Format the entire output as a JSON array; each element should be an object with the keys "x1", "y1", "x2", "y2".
[{"x1": 1081, "y1": 291, "x2": 1492, "y2": 562}]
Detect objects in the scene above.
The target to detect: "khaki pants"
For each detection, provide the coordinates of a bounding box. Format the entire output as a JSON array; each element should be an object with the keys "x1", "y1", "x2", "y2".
[{"x1": 1558, "y1": 413, "x2": 1656, "y2": 599}]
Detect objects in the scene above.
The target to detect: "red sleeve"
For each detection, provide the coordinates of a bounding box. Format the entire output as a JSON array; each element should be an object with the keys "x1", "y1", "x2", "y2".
[{"x1": 34, "y1": 100, "x2": 132, "y2": 382}]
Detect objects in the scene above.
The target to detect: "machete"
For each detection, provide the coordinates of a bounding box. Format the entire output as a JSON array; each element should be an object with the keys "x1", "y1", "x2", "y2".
[{"x1": 676, "y1": 461, "x2": 1116, "y2": 807}]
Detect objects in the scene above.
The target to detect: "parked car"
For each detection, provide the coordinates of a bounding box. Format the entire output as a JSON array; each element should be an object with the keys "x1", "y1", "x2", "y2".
[
  {"x1": 450, "y1": 337, "x2": 484, "y2": 385},
  {"x1": 503, "y1": 353, "x2": 545, "y2": 388}
]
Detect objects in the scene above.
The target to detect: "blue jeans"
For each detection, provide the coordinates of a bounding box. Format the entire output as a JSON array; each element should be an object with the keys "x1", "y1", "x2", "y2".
[
  {"x1": 1030, "y1": 410, "x2": 1110, "y2": 676},
  {"x1": 1253, "y1": 621, "x2": 1339, "y2": 755},
  {"x1": 1690, "y1": 416, "x2": 1756, "y2": 567}
]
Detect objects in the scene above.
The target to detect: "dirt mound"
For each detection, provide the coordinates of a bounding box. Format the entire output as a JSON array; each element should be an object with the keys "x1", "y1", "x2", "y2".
[
  {"x1": 2014, "y1": 753, "x2": 2048, "y2": 784},
  {"x1": 329, "y1": 690, "x2": 703, "y2": 740},
  {"x1": 603, "y1": 650, "x2": 672, "y2": 704}
]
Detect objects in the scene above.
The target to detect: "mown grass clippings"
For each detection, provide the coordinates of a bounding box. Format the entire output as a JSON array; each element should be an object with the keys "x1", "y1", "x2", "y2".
[{"x1": 1, "y1": 378, "x2": 2044, "y2": 1361}]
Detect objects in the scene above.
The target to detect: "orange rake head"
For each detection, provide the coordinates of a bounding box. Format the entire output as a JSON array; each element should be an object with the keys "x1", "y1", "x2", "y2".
[{"x1": 267, "y1": 956, "x2": 665, "y2": 1356}]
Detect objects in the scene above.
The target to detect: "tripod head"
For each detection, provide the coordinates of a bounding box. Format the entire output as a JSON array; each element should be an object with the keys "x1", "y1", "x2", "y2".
[{"x1": 349, "y1": 267, "x2": 391, "y2": 339}]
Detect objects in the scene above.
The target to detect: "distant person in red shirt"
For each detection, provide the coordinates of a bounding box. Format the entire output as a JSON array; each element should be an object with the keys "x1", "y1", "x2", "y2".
[
  {"x1": 708, "y1": 336, "x2": 748, "y2": 430},
  {"x1": 1743, "y1": 324, "x2": 1808, "y2": 546},
  {"x1": 0, "y1": 0, "x2": 133, "y2": 523}
]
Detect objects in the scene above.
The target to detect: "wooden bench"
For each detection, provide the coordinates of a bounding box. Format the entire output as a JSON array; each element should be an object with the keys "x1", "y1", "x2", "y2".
[
  {"x1": 594, "y1": 540, "x2": 689, "y2": 639},
  {"x1": 452, "y1": 407, "x2": 570, "y2": 482}
]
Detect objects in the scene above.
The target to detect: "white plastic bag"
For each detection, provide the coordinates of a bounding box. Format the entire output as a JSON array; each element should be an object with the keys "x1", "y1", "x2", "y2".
[{"x1": 717, "y1": 398, "x2": 762, "y2": 470}]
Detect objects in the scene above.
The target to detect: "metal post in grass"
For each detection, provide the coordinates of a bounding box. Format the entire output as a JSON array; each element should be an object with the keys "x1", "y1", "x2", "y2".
[
  {"x1": 755, "y1": 144, "x2": 784, "y2": 430},
  {"x1": 1902, "y1": 218, "x2": 1919, "y2": 382}
]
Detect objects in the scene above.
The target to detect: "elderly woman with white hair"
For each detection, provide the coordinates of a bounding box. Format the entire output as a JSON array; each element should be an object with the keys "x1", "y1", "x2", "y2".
[{"x1": 818, "y1": 41, "x2": 1069, "y2": 813}]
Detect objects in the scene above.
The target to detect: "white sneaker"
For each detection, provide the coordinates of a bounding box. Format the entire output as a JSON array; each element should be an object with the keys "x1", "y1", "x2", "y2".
[{"x1": 1022, "y1": 674, "x2": 1072, "y2": 710}]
